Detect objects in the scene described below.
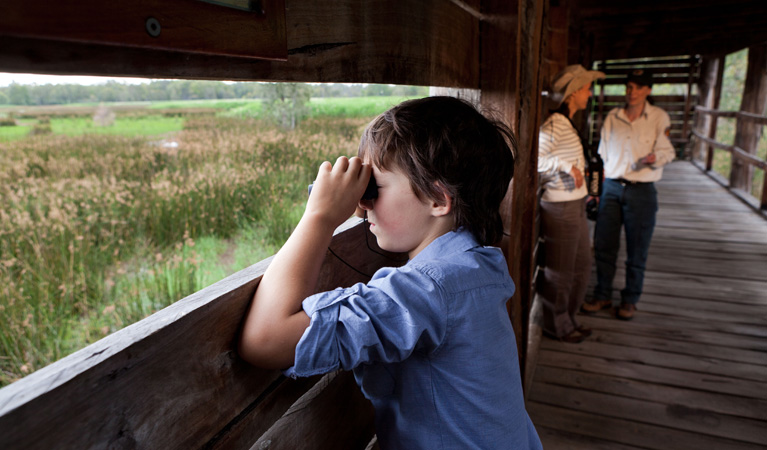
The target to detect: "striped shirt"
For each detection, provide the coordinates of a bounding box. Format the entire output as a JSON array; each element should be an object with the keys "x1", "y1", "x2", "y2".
[{"x1": 538, "y1": 113, "x2": 588, "y2": 202}]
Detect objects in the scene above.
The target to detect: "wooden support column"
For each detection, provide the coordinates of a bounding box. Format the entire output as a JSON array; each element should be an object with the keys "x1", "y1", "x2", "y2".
[
  {"x1": 512, "y1": 0, "x2": 545, "y2": 386},
  {"x1": 706, "y1": 58, "x2": 726, "y2": 171},
  {"x1": 479, "y1": 0, "x2": 521, "y2": 365},
  {"x1": 694, "y1": 55, "x2": 723, "y2": 161},
  {"x1": 731, "y1": 43, "x2": 767, "y2": 191},
  {"x1": 480, "y1": 0, "x2": 545, "y2": 384}
]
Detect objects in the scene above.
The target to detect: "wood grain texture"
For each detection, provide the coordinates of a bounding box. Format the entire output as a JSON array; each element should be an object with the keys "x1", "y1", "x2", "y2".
[
  {"x1": 0, "y1": 219, "x2": 393, "y2": 449},
  {"x1": 0, "y1": 0, "x2": 479, "y2": 88},
  {"x1": 251, "y1": 370, "x2": 375, "y2": 450},
  {"x1": 2, "y1": 0, "x2": 287, "y2": 60}
]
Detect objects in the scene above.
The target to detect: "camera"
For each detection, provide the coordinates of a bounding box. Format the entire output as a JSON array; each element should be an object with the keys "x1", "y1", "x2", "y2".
[{"x1": 307, "y1": 173, "x2": 378, "y2": 200}]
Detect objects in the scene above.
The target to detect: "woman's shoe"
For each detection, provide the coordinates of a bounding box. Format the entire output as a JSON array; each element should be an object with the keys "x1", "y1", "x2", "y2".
[
  {"x1": 575, "y1": 325, "x2": 593, "y2": 337},
  {"x1": 560, "y1": 329, "x2": 586, "y2": 343},
  {"x1": 544, "y1": 329, "x2": 586, "y2": 343}
]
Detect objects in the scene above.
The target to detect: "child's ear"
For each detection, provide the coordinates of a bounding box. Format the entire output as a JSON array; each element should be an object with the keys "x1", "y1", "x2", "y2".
[{"x1": 430, "y1": 182, "x2": 452, "y2": 217}]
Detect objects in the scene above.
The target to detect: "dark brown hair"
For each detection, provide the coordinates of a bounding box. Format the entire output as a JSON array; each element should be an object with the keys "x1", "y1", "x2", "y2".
[{"x1": 358, "y1": 96, "x2": 516, "y2": 246}]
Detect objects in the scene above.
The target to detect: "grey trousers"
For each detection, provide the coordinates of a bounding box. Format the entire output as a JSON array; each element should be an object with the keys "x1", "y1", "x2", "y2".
[{"x1": 538, "y1": 197, "x2": 592, "y2": 338}]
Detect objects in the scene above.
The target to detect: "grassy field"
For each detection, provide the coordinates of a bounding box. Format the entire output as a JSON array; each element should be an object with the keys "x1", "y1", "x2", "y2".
[
  {"x1": 0, "y1": 96, "x2": 413, "y2": 386},
  {"x1": 699, "y1": 118, "x2": 767, "y2": 203}
]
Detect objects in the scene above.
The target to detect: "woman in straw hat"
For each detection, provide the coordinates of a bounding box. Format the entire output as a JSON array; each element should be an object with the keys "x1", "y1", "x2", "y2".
[{"x1": 537, "y1": 64, "x2": 605, "y2": 343}]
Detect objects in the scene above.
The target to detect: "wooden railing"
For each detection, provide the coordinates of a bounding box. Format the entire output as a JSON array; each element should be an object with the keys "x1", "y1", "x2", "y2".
[
  {"x1": 0, "y1": 219, "x2": 404, "y2": 449},
  {"x1": 691, "y1": 106, "x2": 767, "y2": 214}
]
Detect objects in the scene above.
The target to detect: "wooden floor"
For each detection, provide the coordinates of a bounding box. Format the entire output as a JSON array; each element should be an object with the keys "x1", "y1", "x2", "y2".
[{"x1": 526, "y1": 161, "x2": 767, "y2": 450}]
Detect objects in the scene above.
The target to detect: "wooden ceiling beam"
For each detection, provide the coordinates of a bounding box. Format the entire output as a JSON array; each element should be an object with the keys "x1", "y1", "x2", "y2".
[{"x1": 0, "y1": 0, "x2": 480, "y2": 88}]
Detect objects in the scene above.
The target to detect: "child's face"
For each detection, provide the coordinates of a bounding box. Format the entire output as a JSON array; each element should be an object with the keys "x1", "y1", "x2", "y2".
[{"x1": 359, "y1": 163, "x2": 450, "y2": 259}]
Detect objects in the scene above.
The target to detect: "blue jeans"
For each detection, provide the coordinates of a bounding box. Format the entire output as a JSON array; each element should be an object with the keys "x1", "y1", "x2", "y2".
[{"x1": 593, "y1": 178, "x2": 658, "y2": 305}]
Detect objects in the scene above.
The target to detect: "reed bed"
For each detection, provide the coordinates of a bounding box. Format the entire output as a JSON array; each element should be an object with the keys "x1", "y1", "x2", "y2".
[{"x1": 0, "y1": 114, "x2": 370, "y2": 385}]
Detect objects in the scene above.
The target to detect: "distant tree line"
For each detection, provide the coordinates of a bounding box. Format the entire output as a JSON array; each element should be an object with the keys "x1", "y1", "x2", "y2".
[{"x1": 0, "y1": 80, "x2": 428, "y2": 106}]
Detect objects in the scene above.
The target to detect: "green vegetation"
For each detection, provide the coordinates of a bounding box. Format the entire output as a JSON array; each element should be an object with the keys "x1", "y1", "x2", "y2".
[
  {"x1": 0, "y1": 95, "x2": 421, "y2": 386},
  {"x1": 0, "y1": 80, "x2": 429, "y2": 106},
  {"x1": 709, "y1": 49, "x2": 766, "y2": 202}
]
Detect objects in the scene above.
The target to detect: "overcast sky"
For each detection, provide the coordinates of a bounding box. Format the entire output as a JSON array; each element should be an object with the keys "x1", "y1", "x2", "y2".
[{"x1": 0, "y1": 72, "x2": 154, "y2": 87}]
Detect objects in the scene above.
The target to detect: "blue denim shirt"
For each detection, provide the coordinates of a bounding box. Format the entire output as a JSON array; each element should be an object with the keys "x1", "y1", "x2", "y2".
[{"x1": 285, "y1": 230, "x2": 542, "y2": 450}]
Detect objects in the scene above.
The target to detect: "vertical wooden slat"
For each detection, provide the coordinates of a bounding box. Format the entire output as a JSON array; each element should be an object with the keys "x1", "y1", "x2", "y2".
[
  {"x1": 482, "y1": 0, "x2": 545, "y2": 385},
  {"x1": 706, "y1": 58, "x2": 726, "y2": 172},
  {"x1": 513, "y1": 0, "x2": 545, "y2": 387},
  {"x1": 761, "y1": 169, "x2": 767, "y2": 211},
  {"x1": 730, "y1": 43, "x2": 767, "y2": 192},
  {"x1": 480, "y1": 0, "x2": 522, "y2": 365},
  {"x1": 681, "y1": 55, "x2": 697, "y2": 153},
  {"x1": 694, "y1": 55, "x2": 722, "y2": 161}
]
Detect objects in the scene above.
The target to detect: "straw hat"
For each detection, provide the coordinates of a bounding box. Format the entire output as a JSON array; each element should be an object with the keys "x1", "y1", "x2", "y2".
[{"x1": 550, "y1": 64, "x2": 606, "y2": 106}]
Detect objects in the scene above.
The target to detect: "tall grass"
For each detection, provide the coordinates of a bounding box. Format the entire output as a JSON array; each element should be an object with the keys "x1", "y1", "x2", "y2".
[{"x1": 0, "y1": 112, "x2": 373, "y2": 386}]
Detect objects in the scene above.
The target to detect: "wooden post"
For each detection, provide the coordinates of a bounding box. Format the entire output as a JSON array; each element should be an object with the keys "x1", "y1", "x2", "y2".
[
  {"x1": 481, "y1": 0, "x2": 545, "y2": 385},
  {"x1": 513, "y1": 0, "x2": 544, "y2": 389},
  {"x1": 730, "y1": 43, "x2": 767, "y2": 191},
  {"x1": 706, "y1": 58, "x2": 726, "y2": 172},
  {"x1": 681, "y1": 55, "x2": 697, "y2": 156},
  {"x1": 480, "y1": 0, "x2": 522, "y2": 371},
  {"x1": 695, "y1": 55, "x2": 722, "y2": 161},
  {"x1": 762, "y1": 170, "x2": 767, "y2": 211}
]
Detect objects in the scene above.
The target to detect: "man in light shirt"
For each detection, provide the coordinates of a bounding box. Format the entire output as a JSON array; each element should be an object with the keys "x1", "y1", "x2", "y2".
[{"x1": 581, "y1": 69, "x2": 675, "y2": 320}]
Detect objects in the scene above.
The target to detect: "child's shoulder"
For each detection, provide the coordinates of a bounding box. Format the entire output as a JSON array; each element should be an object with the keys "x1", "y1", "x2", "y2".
[{"x1": 405, "y1": 230, "x2": 512, "y2": 293}]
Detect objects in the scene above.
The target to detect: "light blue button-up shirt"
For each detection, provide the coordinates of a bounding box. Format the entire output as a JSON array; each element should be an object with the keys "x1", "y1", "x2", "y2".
[{"x1": 286, "y1": 229, "x2": 542, "y2": 450}]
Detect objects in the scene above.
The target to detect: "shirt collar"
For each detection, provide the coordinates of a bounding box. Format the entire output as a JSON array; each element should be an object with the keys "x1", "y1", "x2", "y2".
[
  {"x1": 617, "y1": 100, "x2": 652, "y2": 122},
  {"x1": 410, "y1": 228, "x2": 480, "y2": 264}
]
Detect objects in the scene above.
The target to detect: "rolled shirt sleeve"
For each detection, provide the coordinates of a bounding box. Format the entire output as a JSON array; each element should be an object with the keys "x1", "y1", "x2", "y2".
[
  {"x1": 284, "y1": 264, "x2": 448, "y2": 379},
  {"x1": 653, "y1": 111, "x2": 675, "y2": 167}
]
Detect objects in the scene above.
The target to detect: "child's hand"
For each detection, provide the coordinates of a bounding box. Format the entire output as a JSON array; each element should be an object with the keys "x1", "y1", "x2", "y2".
[{"x1": 306, "y1": 156, "x2": 372, "y2": 229}]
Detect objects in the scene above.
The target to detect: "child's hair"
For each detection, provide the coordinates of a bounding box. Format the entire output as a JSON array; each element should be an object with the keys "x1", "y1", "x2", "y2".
[{"x1": 358, "y1": 96, "x2": 516, "y2": 246}]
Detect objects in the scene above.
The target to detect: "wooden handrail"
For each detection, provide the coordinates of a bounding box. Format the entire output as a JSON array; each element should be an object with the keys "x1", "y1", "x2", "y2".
[
  {"x1": 695, "y1": 105, "x2": 767, "y2": 124},
  {"x1": 692, "y1": 106, "x2": 767, "y2": 212},
  {"x1": 691, "y1": 130, "x2": 767, "y2": 170}
]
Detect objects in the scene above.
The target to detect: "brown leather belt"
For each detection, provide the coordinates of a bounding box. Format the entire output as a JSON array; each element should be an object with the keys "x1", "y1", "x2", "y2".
[{"x1": 613, "y1": 178, "x2": 652, "y2": 186}]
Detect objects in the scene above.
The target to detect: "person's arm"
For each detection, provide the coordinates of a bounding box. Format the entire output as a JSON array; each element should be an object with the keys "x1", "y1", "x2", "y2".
[
  {"x1": 238, "y1": 156, "x2": 372, "y2": 369},
  {"x1": 538, "y1": 118, "x2": 574, "y2": 175},
  {"x1": 647, "y1": 111, "x2": 675, "y2": 167}
]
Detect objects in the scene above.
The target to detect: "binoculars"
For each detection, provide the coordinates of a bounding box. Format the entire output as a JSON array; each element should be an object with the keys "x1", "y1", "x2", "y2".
[{"x1": 307, "y1": 174, "x2": 378, "y2": 200}]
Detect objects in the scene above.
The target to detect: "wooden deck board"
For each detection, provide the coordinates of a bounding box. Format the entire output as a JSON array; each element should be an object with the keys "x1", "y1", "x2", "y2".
[{"x1": 527, "y1": 161, "x2": 767, "y2": 449}]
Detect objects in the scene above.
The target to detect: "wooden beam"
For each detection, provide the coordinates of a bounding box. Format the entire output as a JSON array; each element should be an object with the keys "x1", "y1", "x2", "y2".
[
  {"x1": 1, "y1": 0, "x2": 287, "y2": 60},
  {"x1": 574, "y1": 0, "x2": 767, "y2": 60},
  {"x1": 706, "y1": 58, "x2": 726, "y2": 171},
  {"x1": 478, "y1": 0, "x2": 523, "y2": 370},
  {"x1": 730, "y1": 43, "x2": 767, "y2": 191},
  {"x1": 0, "y1": 0, "x2": 480, "y2": 88},
  {"x1": 515, "y1": 0, "x2": 546, "y2": 389}
]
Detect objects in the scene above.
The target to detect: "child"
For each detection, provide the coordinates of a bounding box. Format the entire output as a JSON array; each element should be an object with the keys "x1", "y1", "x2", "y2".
[{"x1": 239, "y1": 97, "x2": 542, "y2": 449}]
